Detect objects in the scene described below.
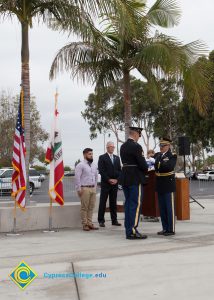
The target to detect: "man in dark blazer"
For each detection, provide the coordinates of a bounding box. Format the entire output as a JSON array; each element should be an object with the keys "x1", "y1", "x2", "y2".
[
  {"x1": 154, "y1": 137, "x2": 177, "y2": 236},
  {"x1": 98, "y1": 141, "x2": 122, "y2": 227},
  {"x1": 120, "y1": 127, "x2": 148, "y2": 240}
]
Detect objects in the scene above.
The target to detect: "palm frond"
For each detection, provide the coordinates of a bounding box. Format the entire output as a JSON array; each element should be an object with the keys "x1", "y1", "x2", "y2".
[
  {"x1": 50, "y1": 42, "x2": 95, "y2": 80},
  {"x1": 76, "y1": 59, "x2": 123, "y2": 86},
  {"x1": 102, "y1": 0, "x2": 149, "y2": 43},
  {"x1": 147, "y1": 0, "x2": 181, "y2": 27},
  {"x1": 41, "y1": 3, "x2": 98, "y2": 41},
  {"x1": 183, "y1": 61, "x2": 210, "y2": 114},
  {"x1": 132, "y1": 34, "x2": 183, "y2": 75},
  {"x1": 0, "y1": 0, "x2": 23, "y2": 21},
  {"x1": 137, "y1": 66, "x2": 162, "y2": 102},
  {"x1": 132, "y1": 34, "x2": 208, "y2": 77},
  {"x1": 180, "y1": 40, "x2": 208, "y2": 64},
  {"x1": 77, "y1": 0, "x2": 115, "y2": 17},
  {"x1": 49, "y1": 40, "x2": 122, "y2": 86}
]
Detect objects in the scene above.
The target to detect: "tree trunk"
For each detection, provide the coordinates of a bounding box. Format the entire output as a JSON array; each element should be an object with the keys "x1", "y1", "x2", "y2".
[
  {"x1": 202, "y1": 147, "x2": 206, "y2": 169},
  {"x1": 21, "y1": 21, "x2": 30, "y2": 204},
  {"x1": 123, "y1": 69, "x2": 131, "y2": 140}
]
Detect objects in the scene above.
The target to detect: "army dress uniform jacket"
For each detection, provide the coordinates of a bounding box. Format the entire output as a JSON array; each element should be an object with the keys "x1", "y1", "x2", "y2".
[
  {"x1": 120, "y1": 139, "x2": 148, "y2": 186},
  {"x1": 154, "y1": 150, "x2": 177, "y2": 194}
]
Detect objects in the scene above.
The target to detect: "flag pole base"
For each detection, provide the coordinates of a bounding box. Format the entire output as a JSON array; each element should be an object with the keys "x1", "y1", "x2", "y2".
[
  {"x1": 42, "y1": 229, "x2": 58, "y2": 233},
  {"x1": 6, "y1": 233, "x2": 22, "y2": 237}
]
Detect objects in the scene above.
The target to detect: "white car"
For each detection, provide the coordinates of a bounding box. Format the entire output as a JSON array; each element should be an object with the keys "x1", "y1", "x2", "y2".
[
  {"x1": 39, "y1": 174, "x2": 46, "y2": 181},
  {"x1": 0, "y1": 168, "x2": 42, "y2": 194},
  {"x1": 29, "y1": 169, "x2": 42, "y2": 189},
  {"x1": 197, "y1": 171, "x2": 214, "y2": 181}
]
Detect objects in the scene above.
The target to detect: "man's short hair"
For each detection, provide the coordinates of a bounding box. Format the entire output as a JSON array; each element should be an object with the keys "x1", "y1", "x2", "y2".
[
  {"x1": 129, "y1": 126, "x2": 143, "y2": 137},
  {"x1": 106, "y1": 141, "x2": 114, "y2": 147},
  {"x1": 83, "y1": 148, "x2": 93, "y2": 154},
  {"x1": 147, "y1": 149, "x2": 155, "y2": 155}
]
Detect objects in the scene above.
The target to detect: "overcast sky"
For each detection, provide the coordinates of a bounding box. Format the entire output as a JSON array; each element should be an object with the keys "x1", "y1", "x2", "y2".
[{"x1": 0, "y1": 0, "x2": 214, "y2": 167}]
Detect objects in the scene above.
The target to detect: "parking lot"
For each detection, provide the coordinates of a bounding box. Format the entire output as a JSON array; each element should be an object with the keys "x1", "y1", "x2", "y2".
[{"x1": 0, "y1": 176, "x2": 214, "y2": 204}]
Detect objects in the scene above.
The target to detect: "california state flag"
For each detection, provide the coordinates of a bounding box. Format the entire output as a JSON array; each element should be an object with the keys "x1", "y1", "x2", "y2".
[{"x1": 45, "y1": 95, "x2": 64, "y2": 205}]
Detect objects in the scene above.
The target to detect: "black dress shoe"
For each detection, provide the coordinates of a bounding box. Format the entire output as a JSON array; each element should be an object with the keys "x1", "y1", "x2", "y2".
[
  {"x1": 112, "y1": 221, "x2": 121, "y2": 226},
  {"x1": 136, "y1": 232, "x2": 148, "y2": 239},
  {"x1": 157, "y1": 230, "x2": 167, "y2": 235},
  {"x1": 99, "y1": 222, "x2": 105, "y2": 227},
  {"x1": 126, "y1": 233, "x2": 148, "y2": 240},
  {"x1": 164, "y1": 231, "x2": 175, "y2": 236}
]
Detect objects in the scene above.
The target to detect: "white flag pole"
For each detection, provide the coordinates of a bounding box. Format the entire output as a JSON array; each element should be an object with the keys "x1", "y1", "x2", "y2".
[{"x1": 44, "y1": 91, "x2": 58, "y2": 233}]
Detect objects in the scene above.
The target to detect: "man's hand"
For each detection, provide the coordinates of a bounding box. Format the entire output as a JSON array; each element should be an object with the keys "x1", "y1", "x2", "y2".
[{"x1": 77, "y1": 189, "x2": 83, "y2": 197}]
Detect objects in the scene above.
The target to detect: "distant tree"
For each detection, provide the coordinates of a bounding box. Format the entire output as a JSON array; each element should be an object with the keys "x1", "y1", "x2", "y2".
[
  {"x1": 32, "y1": 165, "x2": 47, "y2": 171},
  {"x1": 82, "y1": 82, "x2": 124, "y2": 144},
  {"x1": 130, "y1": 78, "x2": 157, "y2": 151},
  {"x1": 82, "y1": 76, "x2": 185, "y2": 152},
  {"x1": 178, "y1": 56, "x2": 214, "y2": 150},
  {"x1": 64, "y1": 165, "x2": 71, "y2": 171},
  {"x1": 174, "y1": 52, "x2": 214, "y2": 170},
  {"x1": 206, "y1": 155, "x2": 214, "y2": 169},
  {"x1": 74, "y1": 159, "x2": 81, "y2": 167},
  {"x1": 152, "y1": 79, "x2": 181, "y2": 143},
  {"x1": 0, "y1": 91, "x2": 48, "y2": 167}
]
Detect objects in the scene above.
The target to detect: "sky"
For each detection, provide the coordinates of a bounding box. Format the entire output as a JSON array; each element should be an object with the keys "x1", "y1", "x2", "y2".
[{"x1": 0, "y1": 0, "x2": 214, "y2": 167}]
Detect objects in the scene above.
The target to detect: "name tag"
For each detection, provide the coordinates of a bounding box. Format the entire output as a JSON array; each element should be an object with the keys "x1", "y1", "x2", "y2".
[{"x1": 163, "y1": 158, "x2": 169, "y2": 161}]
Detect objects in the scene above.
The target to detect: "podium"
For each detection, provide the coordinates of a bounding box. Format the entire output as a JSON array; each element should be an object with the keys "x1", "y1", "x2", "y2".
[
  {"x1": 142, "y1": 170, "x2": 159, "y2": 217},
  {"x1": 175, "y1": 178, "x2": 190, "y2": 220},
  {"x1": 142, "y1": 171, "x2": 190, "y2": 220}
]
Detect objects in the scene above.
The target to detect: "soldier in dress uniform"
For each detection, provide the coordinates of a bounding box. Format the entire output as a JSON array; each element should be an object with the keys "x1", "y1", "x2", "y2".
[
  {"x1": 154, "y1": 138, "x2": 177, "y2": 236},
  {"x1": 120, "y1": 126, "x2": 148, "y2": 240}
]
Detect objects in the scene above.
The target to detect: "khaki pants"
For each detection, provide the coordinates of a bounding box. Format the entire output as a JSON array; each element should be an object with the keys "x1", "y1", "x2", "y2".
[{"x1": 80, "y1": 187, "x2": 96, "y2": 226}]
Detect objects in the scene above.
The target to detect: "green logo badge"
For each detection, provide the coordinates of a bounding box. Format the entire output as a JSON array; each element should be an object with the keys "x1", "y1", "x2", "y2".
[{"x1": 9, "y1": 261, "x2": 38, "y2": 290}]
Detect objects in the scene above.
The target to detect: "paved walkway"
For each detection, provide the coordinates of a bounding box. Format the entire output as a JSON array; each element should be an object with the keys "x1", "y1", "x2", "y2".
[{"x1": 0, "y1": 198, "x2": 214, "y2": 300}]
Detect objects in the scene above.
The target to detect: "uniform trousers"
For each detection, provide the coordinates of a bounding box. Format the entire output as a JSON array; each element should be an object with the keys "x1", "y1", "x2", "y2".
[
  {"x1": 123, "y1": 184, "x2": 143, "y2": 237},
  {"x1": 158, "y1": 192, "x2": 175, "y2": 232}
]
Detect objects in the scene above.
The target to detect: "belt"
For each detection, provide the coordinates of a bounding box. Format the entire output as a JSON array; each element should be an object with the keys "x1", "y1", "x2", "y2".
[
  {"x1": 122, "y1": 164, "x2": 137, "y2": 167},
  {"x1": 81, "y1": 185, "x2": 95, "y2": 188},
  {"x1": 155, "y1": 171, "x2": 175, "y2": 177}
]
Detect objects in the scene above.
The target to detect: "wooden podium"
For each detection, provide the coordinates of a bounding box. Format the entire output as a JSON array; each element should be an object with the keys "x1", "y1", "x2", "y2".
[
  {"x1": 142, "y1": 171, "x2": 190, "y2": 220},
  {"x1": 175, "y1": 178, "x2": 190, "y2": 220},
  {"x1": 142, "y1": 170, "x2": 159, "y2": 217}
]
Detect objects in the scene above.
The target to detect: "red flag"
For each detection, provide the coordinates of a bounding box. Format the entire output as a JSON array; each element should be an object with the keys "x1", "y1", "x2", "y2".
[
  {"x1": 12, "y1": 89, "x2": 26, "y2": 209},
  {"x1": 45, "y1": 93, "x2": 64, "y2": 205}
]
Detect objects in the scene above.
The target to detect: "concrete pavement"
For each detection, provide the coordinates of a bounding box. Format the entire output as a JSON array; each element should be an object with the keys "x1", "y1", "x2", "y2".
[{"x1": 0, "y1": 198, "x2": 214, "y2": 300}]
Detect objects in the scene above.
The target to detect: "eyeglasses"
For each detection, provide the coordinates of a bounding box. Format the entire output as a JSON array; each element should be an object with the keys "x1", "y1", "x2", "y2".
[{"x1": 159, "y1": 144, "x2": 168, "y2": 147}]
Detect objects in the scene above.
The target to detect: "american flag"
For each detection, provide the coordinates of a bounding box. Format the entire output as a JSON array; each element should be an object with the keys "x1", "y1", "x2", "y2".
[{"x1": 11, "y1": 90, "x2": 26, "y2": 209}]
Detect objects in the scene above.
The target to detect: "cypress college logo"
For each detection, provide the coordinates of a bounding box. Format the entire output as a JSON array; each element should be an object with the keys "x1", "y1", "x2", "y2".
[{"x1": 9, "y1": 261, "x2": 38, "y2": 290}]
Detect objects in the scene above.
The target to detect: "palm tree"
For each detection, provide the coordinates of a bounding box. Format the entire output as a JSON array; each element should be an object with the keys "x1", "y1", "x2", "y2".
[
  {"x1": 50, "y1": 0, "x2": 209, "y2": 139},
  {"x1": 0, "y1": 0, "x2": 119, "y2": 201}
]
